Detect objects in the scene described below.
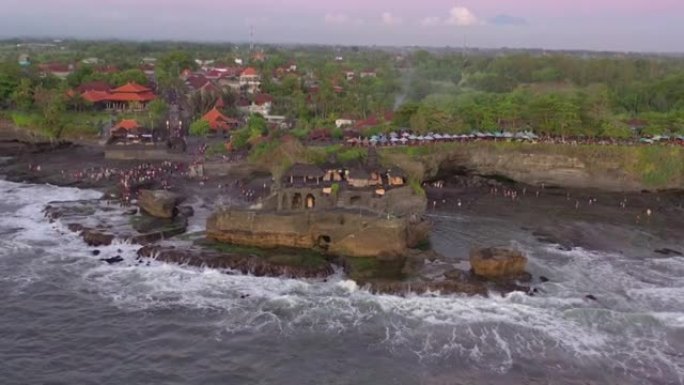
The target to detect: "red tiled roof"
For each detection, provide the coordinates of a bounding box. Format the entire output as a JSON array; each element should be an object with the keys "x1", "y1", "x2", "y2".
[
  {"x1": 111, "y1": 119, "x2": 140, "y2": 132},
  {"x1": 111, "y1": 82, "x2": 151, "y2": 93},
  {"x1": 241, "y1": 67, "x2": 258, "y2": 77},
  {"x1": 106, "y1": 92, "x2": 156, "y2": 102},
  {"x1": 39, "y1": 63, "x2": 73, "y2": 73},
  {"x1": 80, "y1": 82, "x2": 156, "y2": 103},
  {"x1": 202, "y1": 107, "x2": 239, "y2": 130},
  {"x1": 81, "y1": 90, "x2": 112, "y2": 103},
  {"x1": 186, "y1": 75, "x2": 209, "y2": 90},
  {"x1": 254, "y1": 93, "x2": 273, "y2": 106}
]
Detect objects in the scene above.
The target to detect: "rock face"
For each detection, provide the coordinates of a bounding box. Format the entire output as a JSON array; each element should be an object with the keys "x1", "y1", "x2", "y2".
[
  {"x1": 45, "y1": 199, "x2": 188, "y2": 246},
  {"x1": 138, "y1": 190, "x2": 183, "y2": 219},
  {"x1": 418, "y1": 143, "x2": 684, "y2": 192},
  {"x1": 469, "y1": 247, "x2": 528, "y2": 280},
  {"x1": 138, "y1": 245, "x2": 334, "y2": 279},
  {"x1": 206, "y1": 209, "x2": 430, "y2": 258}
]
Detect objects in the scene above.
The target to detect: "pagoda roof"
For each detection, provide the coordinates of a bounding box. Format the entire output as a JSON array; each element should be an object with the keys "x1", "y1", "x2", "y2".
[
  {"x1": 111, "y1": 82, "x2": 151, "y2": 93},
  {"x1": 111, "y1": 119, "x2": 141, "y2": 133}
]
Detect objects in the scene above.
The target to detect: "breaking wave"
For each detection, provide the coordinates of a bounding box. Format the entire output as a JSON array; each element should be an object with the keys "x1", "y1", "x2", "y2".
[{"x1": 1, "y1": 179, "x2": 683, "y2": 384}]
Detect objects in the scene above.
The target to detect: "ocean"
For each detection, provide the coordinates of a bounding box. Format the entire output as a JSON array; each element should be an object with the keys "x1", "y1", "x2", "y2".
[{"x1": 0, "y1": 179, "x2": 682, "y2": 385}]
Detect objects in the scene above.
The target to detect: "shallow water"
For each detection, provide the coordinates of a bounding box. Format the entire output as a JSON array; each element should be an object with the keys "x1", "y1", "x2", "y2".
[{"x1": 0, "y1": 179, "x2": 682, "y2": 385}]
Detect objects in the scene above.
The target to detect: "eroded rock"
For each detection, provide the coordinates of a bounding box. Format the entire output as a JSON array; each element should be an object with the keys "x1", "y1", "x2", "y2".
[
  {"x1": 138, "y1": 190, "x2": 184, "y2": 219},
  {"x1": 469, "y1": 247, "x2": 528, "y2": 280},
  {"x1": 138, "y1": 245, "x2": 334, "y2": 279}
]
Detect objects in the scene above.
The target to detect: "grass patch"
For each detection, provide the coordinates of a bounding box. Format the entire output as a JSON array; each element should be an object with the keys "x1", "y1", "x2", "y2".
[
  {"x1": 201, "y1": 240, "x2": 329, "y2": 268},
  {"x1": 409, "y1": 179, "x2": 426, "y2": 197},
  {"x1": 202, "y1": 241, "x2": 267, "y2": 257},
  {"x1": 267, "y1": 251, "x2": 328, "y2": 269},
  {"x1": 344, "y1": 257, "x2": 406, "y2": 281}
]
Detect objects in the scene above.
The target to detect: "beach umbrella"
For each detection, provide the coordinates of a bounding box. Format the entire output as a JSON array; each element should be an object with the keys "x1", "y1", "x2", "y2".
[
  {"x1": 399, "y1": 137, "x2": 408, "y2": 143},
  {"x1": 433, "y1": 134, "x2": 443, "y2": 140}
]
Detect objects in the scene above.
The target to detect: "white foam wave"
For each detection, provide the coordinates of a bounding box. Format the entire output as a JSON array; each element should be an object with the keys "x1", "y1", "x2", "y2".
[{"x1": 1, "y1": 180, "x2": 683, "y2": 383}]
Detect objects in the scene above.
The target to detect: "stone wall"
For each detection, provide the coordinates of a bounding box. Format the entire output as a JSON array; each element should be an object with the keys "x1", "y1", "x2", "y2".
[
  {"x1": 266, "y1": 185, "x2": 426, "y2": 216},
  {"x1": 206, "y1": 209, "x2": 429, "y2": 258}
]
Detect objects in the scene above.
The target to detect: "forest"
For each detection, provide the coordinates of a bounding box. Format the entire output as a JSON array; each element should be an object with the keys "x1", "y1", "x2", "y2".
[{"x1": 0, "y1": 40, "x2": 683, "y2": 140}]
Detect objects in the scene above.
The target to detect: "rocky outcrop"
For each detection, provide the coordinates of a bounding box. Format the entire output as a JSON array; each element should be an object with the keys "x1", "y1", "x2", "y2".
[
  {"x1": 138, "y1": 190, "x2": 183, "y2": 219},
  {"x1": 387, "y1": 143, "x2": 684, "y2": 192},
  {"x1": 45, "y1": 199, "x2": 188, "y2": 246},
  {"x1": 67, "y1": 224, "x2": 115, "y2": 246},
  {"x1": 138, "y1": 245, "x2": 334, "y2": 279},
  {"x1": 206, "y1": 209, "x2": 430, "y2": 258},
  {"x1": 469, "y1": 247, "x2": 529, "y2": 280}
]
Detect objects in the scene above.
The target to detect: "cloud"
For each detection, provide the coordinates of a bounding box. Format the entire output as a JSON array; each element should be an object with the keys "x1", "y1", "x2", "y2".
[
  {"x1": 324, "y1": 13, "x2": 349, "y2": 25},
  {"x1": 420, "y1": 16, "x2": 442, "y2": 27},
  {"x1": 446, "y1": 6, "x2": 480, "y2": 26},
  {"x1": 489, "y1": 14, "x2": 528, "y2": 26},
  {"x1": 381, "y1": 12, "x2": 402, "y2": 26}
]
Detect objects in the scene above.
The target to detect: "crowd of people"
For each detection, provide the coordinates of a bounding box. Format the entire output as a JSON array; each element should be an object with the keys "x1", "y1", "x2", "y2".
[{"x1": 426, "y1": 179, "x2": 658, "y2": 224}]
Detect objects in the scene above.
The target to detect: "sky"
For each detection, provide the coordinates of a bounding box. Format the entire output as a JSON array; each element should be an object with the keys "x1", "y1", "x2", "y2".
[{"x1": 0, "y1": 0, "x2": 682, "y2": 52}]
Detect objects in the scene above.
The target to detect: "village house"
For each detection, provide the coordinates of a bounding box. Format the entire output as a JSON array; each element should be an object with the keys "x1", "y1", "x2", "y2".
[
  {"x1": 238, "y1": 93, "x2": 273, "y2": 116},
  {"x1": 343, "y1": 70, "x2": 355, "y2": 81},
  {"x1": 239, "y1": 67, "x2": 261, "y2": 94},
  {"x1": 201, "y1": 107, "x2": 240, "y2": 135},
  {"x1": 38, "y1": 63, "x2": 74, "y2": 79},
  {"x1": 81, "y1": 57, "x2": 101, "y2": 65},
  {"x1": 18, "y1": 54, "x2": 31, "y2": 67},
  {"x1": 335, "y1": 118, "x2": 355, "y2": 129},
  {"x1": 140, "y1": 63, "x2": 156, "y2": 77},
  {"x1": 109, "y1": 119, "x2": 152, "y2": 143},
  {"x1": 360, "y1": 69, "x2": 377, "y2": 78}
]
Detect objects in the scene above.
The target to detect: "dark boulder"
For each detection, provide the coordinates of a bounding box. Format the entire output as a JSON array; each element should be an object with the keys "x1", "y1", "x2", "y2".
[
  {"x1": 138, "y1": 190, "x2": 184, "y2": 219},
  {"x1": 469, "y1": 247, "x2": 528, "y2": 280},
  {"x1": 101, "y1": 256, "x2": 124, "y2": 264},
  {"x1": 178, "y1": 206, "x2": 195, "y2": 218}
]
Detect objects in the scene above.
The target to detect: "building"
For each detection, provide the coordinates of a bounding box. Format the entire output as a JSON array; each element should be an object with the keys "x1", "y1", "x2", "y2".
[
  {"x1": 239, "y1": 67, "x2": 261, "y2": 93},
  {"x1": 238, "y1": 93, "x2": 273, "y2": 116},
  {"x1": 18, "y1": 54, "x2": 30, "y2": 67},
  {"x1": 201, "y1": 107, "x2": 240, "y2": 134},
  {"x1": 335, "y1": 118, "x2": 355, "y2": 128},
  {"x1": 38, "y1": 63, "x2": 74, "y2": 79},
  {"x1": 360, "y1": 69, "x2": 377, "y2": 78},
  {"x1": 81, "y1": 82, "x2": 156, "y2": 111},
  {"x1": 109, "y1": 119, "x2": 152, "y2": 143}
]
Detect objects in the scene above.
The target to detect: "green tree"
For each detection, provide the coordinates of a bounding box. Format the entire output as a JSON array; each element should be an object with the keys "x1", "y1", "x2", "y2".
[
  {"x1": 189, "y1": 119, "x2": 210, "y2": 136},
  {"x1": 42, "y1": 94, "x2": 67, "y2": 139},
  {"x1": 11, "y1": 78, "x2": 34, "y2": 110},
  {"x1": 147, "y1": 99, "x2": 169, "y2": 127},
  {"x1": 111, "y1": 69, "x2": 148, "y2": 86},
  {"x1": 0, "y1": 62, "x2": 22, "y2": 107},
  {"x1": 247, "y1": 114, "x2": 268, "y2": 137}
]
